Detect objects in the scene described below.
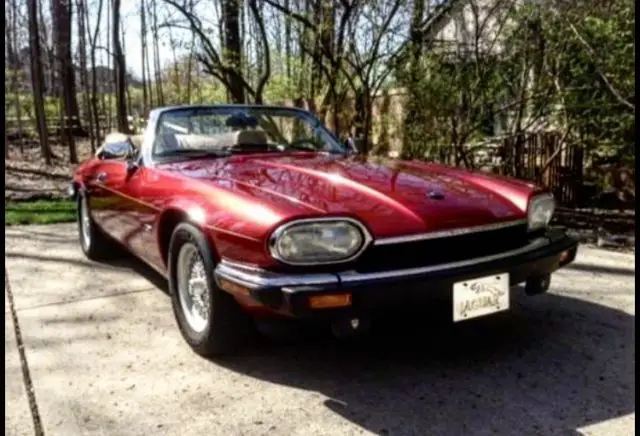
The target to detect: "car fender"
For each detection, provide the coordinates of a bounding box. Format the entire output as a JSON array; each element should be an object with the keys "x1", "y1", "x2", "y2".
[
  {"x1": 69, "y1": 174, "x2": 88, "y2": 200},
  {"x1": 155, "y1": 198, "x2": 223, "y2": 266}
]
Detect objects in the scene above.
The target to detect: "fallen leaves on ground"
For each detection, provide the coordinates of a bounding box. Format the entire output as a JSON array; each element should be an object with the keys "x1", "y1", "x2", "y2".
[{"x1": 5, "y1": 140, "x2": 93, "y2": 201}]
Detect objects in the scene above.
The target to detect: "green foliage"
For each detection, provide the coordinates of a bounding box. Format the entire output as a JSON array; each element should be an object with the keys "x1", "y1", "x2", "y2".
[
  {"x1": 398, "y1": 0, "x2": 634, "y2": 167},
  {"x1": 5, "y1": 200, "x2": 76, "y2": 226},
  {"x1": 539, "y1": 1, "x2": 634, "y2": 162}
]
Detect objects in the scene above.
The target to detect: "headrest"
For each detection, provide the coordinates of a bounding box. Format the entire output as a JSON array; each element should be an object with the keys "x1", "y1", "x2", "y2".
[{"x1": 174, "y1": 130, "x2": 268, "y2": 150}]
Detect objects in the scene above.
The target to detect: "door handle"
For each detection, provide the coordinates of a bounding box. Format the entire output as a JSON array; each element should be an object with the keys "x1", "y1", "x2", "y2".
[{"x1": 94, "y1": 172, "x2": 108, "y2": 183}]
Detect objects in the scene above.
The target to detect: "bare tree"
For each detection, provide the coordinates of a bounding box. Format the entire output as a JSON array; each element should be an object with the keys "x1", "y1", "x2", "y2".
[
  {"x1": 184, "y1": 0, "x2": 196, "y2": 104},
  {"x1": 164, "y1": 0, "x2": 271, "y2": 104},
  {"x1": 86, "y1": 0, "x2": 104, "y2": 143},
  {"x1": 76, "y1": 0, "x2": 95, "y2": 152},
  {"x1": 6, "y1": 0, "x2": 25, "y2": 155},
  {"x1": 140, "y1": 0, "x2": 149, "y2": 115},
  {"x1": 27, "y1": 0, "x2": 52, "y2": 164},
  {"x1": 51, "y1": 0, "x2": 80, "y2": 162},
  {"x1": 221, "y1": 0, "x2": 245, "y2": 102},
  {"x1": 151, "y1": 0, "x2": 165, "y2": 105},
  {"x1": 112, "y1": 0, "x2": 130, "y2": 133}
]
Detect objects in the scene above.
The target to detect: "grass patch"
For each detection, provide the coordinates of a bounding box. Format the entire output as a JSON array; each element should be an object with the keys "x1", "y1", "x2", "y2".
[{"x1": 5, "y1": 199, "x2": 77, "y2": 225}]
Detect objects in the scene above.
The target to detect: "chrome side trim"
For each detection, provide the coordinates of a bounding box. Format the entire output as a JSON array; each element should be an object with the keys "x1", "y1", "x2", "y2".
[
  {"x1": 373, "y1": 219, "x2": 528, "y2": 246},
  {"x1": 214, "y1": 237, "x2": 550, "y2": 291},
  {"x1": 215, "y1": 260, "x2": 339, "y2": 289},
  {"x1": 339, "y1": 237, "x2": 549, "y2": 283}
]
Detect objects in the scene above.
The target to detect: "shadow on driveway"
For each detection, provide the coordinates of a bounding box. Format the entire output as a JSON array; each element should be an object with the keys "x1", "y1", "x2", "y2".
[{"x1": 212, "y1": 290, "x2": 634, "y2": 436}]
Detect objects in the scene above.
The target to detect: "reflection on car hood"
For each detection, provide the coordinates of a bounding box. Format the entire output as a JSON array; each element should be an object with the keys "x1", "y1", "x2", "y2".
[{"x1": 159, "y1": 153, "x2": 532, "y2": 238}]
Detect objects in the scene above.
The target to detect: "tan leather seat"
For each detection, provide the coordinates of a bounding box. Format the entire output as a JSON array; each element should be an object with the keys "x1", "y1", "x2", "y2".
[{"x1": 174, "y1": 130, "x2": 269, "y2": 150}]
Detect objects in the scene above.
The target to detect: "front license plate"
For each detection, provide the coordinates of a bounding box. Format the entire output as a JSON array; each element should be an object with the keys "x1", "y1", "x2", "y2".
[{"x1": 453, "y1": 273, "x2": 509, "y2": 322}]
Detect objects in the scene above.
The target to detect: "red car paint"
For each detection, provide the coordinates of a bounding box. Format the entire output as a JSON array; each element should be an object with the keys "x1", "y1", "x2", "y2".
[{"x1": 74, "y1": 151, "x2": 540, "y2": 314}]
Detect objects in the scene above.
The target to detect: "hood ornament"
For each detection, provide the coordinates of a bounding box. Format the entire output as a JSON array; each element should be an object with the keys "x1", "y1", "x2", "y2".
[{"x1": 427, "y1": 191, "x2": 445, "y2": 200}]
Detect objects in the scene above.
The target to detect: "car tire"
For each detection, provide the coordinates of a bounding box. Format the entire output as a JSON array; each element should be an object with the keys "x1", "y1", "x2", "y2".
[
  {"x1": 168, "y1": 222, "x2": 254, "y2": 357},
  {"x1": 77, "y1": 190, "x2": 116, "y2": 261}
]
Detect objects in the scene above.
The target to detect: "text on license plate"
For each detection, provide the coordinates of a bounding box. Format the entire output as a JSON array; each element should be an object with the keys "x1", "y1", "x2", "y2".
[{"x1": 453, "y1": 273, "x2": 509, "y2": 322}]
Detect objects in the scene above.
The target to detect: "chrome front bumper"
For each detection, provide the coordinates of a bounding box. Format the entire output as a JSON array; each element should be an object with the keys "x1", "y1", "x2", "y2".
[
  {"x1": 214, "y1": 228, "x2": 578, "y2": 317},
  {"x1": 216, "y1": 231, "x2": 577, "y2": 290}
]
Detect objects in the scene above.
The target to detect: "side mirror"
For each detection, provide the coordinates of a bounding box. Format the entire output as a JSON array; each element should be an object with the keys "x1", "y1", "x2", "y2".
[{"x1": 126, "y1": 157, "x2": 139, "y2": 174}]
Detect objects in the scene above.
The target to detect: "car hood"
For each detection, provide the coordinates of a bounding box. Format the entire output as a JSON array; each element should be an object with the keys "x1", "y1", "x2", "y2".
[{"x1": 160, "y1": 153, "x2": 532, "y2": 238}]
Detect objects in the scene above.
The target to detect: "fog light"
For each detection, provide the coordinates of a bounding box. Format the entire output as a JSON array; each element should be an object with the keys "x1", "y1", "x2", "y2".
[
  {"x1": 309, "y1": 293, "x2": 352, "y2": 309},
  {"x1": 218, "y1": 278, "x2": 252, "y2": 297},
  {"x1": 559, "y1": 250, "x2": 570, "y2": 264}
]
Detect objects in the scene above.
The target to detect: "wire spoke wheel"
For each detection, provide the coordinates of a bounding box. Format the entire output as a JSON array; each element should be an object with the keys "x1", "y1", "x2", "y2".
[
  {"x1": 176, "y1": 243, "x2": 211, "y2": 333},
  {"x1": 80, "y1": 195, "x2": 92, "y2": 250}
]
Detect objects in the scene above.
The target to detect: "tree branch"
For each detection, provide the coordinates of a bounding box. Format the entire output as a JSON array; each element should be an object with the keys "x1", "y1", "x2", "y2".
[{"x1": 556, "y1": 11, "x2": 634, "y2": 111}]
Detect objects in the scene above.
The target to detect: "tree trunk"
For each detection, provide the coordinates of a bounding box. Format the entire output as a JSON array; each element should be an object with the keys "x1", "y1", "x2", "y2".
[
  {"x1": 167, "y1": 25, "x2": 181, "y2": 101},
  {"x1": 186, "y1": 33, "x2": 195, "y2": 104},
  {"x1": 105, "y1": 0, "x2": 112, "y2": 131},
  {"x1": 5, "y1": 8, "x2": 10, "y2": 158},
  {"x1": 77, "y1": 0, "x2": 95, "y2": 152},
  {"x1": 51, "y1": 0, "x2": 80, "y2": 163},
  {"x1": 221, "y1": 0, "x2": 245, "y2": 103},
  {"x1": 354, "y1": 88, "x2": 372, "y2": 155},
  {"x1": 318, "y1": 0, "x2": 334, "y2": 113},
  {"x1": 39, "y1": 2, "x2": 55, "y2": 97},
  {"x1": 7, "y1": 0, "x2": 25, "y2": 155},
  {"x1": 144, "y1": 0, "x2": 154, "y2": 107},
  {"x1": 121, "y1": 23, "x2": 133, "y2": 118},
  {"x1": 88, "y1": 0, "x2": 103, "y2": 144},
  {"x1": 152, "y1": 0, "x2": 164, "y2": 106},
  {"x1": 112, "y1": 0, "x2": 129, "y2": 133},
  {"x1": 140, "y1": 0, "x2": 149, "y2": 116},
  {"x1": 298, "y1": 0, "x2": 311, "y2": 98},
  {"x1": 284, "y1": 0, "x2": 291, "y2": 82},
  {"x1": 27, "y1": 0, "x2": 52, "y2": 164},
  {"x1": 403, "y1": 0, "x2": 425, "y2": 152}
]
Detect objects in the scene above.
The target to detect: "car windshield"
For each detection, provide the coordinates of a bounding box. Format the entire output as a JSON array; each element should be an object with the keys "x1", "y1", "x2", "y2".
[{"x1": 152, "y1": 106, "x2": 346, "y2": 159}]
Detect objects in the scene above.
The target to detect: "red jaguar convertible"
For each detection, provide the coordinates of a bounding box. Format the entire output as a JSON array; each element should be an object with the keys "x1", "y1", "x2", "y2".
[{"x1": 70, "y1": 104, "x2": 578, "y2": 356}]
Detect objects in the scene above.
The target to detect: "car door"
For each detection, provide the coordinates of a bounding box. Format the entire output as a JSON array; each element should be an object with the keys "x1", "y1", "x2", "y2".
[
  {"x1": 88, "y1": 137, "x2": 166, "y2": 271},
  {"x1": 88, "y1": 141, "x2": 136, "y2": 241},
  {"x1": 117, "y1": 166, "x2": 165, "y2": 272}
]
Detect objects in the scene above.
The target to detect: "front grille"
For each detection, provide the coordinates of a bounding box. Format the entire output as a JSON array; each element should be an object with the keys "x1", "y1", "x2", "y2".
[{"x1": 352, "y1": 223, "x2": 529, "y2": 273}]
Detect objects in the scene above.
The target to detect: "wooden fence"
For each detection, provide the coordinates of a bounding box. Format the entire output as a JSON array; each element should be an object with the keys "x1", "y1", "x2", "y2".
[{"x1": 501, "y1": 132, "x2": 585, "y2": 206}]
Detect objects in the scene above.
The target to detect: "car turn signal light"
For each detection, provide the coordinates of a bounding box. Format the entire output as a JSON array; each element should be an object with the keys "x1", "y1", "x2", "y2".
[
  {"x1": 218, "y1": 278, "x2": 252, "y2": 298},
  {"x1": 308, "y1": 293, "x2": 352, "y2": 309}
]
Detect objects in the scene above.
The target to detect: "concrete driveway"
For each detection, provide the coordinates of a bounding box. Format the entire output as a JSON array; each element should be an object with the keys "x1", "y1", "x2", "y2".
[{"x1": 5, "y1": 224, "x2": 635, "y2": 436}]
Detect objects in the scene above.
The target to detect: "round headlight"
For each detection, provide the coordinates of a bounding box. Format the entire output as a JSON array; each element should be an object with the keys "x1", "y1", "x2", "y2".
[
  {"x1": 269, "y1": 219, "x2": 370, "y2": 265},
  {"x1": 527, "y1": 193, "x2": 555, "y2": 230}
]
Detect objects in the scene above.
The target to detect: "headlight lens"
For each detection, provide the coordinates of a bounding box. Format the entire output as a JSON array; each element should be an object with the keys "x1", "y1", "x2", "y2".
[
  {"x1": 269, "y1": 220, "x2": 368, "y2": 264},
  {"x1": 527, "y1": 193, "x2": 555, "y2": 230}
]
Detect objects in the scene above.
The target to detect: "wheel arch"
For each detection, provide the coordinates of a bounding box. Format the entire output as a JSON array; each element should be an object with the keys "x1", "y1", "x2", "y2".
[
  {"x1": 70, "y1": 179, "x2": 85, "y2": 200},
  {"x1": 156, "y1": 207, "x2": 221, "y2": 269}
]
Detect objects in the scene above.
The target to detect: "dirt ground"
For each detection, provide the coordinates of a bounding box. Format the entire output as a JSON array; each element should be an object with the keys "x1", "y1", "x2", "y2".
[
  {"x1": 5, "y1": 141, "x2": 94, "y2": 201},
  {"x1": 5, "y1": 223, "x2": 635, "y2": 436}
]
